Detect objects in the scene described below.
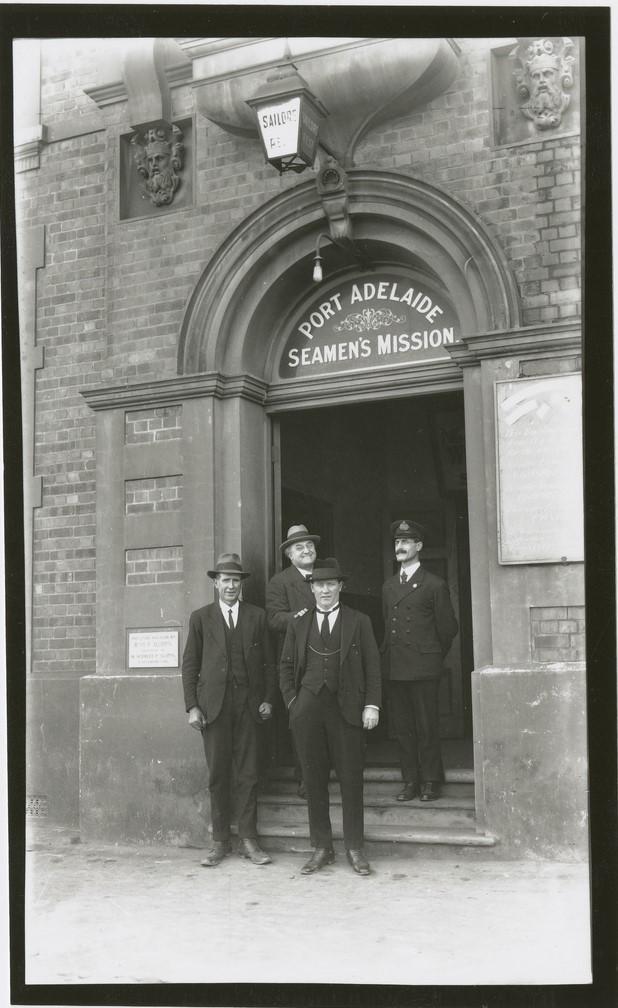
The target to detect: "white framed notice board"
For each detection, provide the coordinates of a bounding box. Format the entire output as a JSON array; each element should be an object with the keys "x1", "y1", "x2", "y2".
[
  {"x1": 127, "y1": 628, "x2": 180, "y2": 669},
  {"x1": 495, "y1": 372, "x2": 584, "y2": 564}
]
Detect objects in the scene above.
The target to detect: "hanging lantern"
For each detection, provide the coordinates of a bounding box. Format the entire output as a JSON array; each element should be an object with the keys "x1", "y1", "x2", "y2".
[{"x1": 246, "y1": 64, "x2": 328, "y2": 175}]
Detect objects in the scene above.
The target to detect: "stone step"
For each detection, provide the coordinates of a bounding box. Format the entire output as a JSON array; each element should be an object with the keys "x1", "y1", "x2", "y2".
[
  {"x1": 258, "y1": 793, "x2": 476, "y2": 830},
  {"x1": 256, "y1": 764, "x2": 487, "y2": 857},
  {"x1": 265, "y1": 778, "x2": 474, "y2": 799},
  {"x1": 268, "y1": 765, "x2": 474, "y2": 784},
  {"x1": 255, "y1": 822, "x2": 498, "y2": 857}
]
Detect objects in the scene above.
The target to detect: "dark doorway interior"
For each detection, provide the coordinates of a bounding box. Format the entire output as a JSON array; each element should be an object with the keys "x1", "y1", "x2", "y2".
[{"x1": 276, "y1": 392, "x2": 473, "y2": 768}]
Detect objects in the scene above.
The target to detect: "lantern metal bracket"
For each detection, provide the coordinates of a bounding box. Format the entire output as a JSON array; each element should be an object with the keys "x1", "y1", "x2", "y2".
[{"x1": 313, "y1": 153, "x2": 370, "y2": 279}]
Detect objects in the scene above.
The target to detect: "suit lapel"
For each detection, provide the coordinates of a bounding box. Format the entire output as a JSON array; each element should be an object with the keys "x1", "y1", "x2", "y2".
[
  {"x1": 207, "y1": 603, "x2": 227, "y2": 653},
  {"x1": 339, "y1": 605, "x2": 355, "y2": 664},
  {"x1": 296, "y1": 610, "x2": 313, "y2": 667},
  {"x1": 289, "y1": 565, "x2": 313, "y2": 604},
  {"x1": 238, "y1": 602, "x2": 253, "y2": 658}
]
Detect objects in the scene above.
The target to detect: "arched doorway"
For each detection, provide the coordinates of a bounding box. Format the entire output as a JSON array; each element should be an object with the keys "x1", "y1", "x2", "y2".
[
  {"x1": 179, "y1": 170, "x2": 520, "y2": 378},
  {"x1": 178, "y1": 168, "x2": 520, "y2": 801}
]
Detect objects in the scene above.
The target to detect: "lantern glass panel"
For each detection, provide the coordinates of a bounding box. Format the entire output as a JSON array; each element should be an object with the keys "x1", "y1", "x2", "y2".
[{"x1": 257, "y1": 96, "x2": 301, "y2": 159}]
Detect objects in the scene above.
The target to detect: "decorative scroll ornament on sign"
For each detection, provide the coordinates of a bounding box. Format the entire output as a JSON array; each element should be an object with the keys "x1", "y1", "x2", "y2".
[
  {"x1": 131, "y1": 124, "x2": 184, "y2": 206},
  {"x1": 335, "y1": 308, "x2": 407, "y2": 333},
  {"x1": 512, "y1": 37, "x2": 575, "y2": 132},
  {"x1": 279, "y1": 274, "x2": 460, "y2": 379}
]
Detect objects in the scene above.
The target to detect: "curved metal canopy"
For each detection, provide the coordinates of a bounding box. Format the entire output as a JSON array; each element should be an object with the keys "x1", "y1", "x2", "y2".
[{"x1": 178, "y1": 37, "x2": 460, "y2": 165}]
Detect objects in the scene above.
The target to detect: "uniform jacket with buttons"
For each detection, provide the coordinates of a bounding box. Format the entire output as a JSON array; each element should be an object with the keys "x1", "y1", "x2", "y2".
[
  {"x1": 381, "y1": 566, "x2": 458, "y2": 681},
  {"x1": 181, "y1": 601, "x2": 276, "y2": 724},
  {"x1": 279, "y1": 604, "x2": 382, "y2": 726}
]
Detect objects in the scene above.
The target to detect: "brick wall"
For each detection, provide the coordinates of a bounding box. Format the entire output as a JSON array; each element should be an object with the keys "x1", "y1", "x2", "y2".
[
  {"x1": 27, "y1": 126, "x2": 107, "y2": 676},
  {"x1": 125, "y1": 405, "x2": 182, "y2": 445},
  {"x1": 530, "y1": 605, "x2": 586, "y2": 662},
  {"x1": 125, "y1": 546, "x2": 184, "y2": 586},
  {"x1": 357, "y1": 41, "x2": 581, "y2": 327},
  {"x1": 125, "y1": 475, "x2": 183, "y2": 515}
]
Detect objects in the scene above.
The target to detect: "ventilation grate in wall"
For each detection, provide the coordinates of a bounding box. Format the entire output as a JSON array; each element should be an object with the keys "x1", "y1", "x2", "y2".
[{"x1": 26, "y1": 795, "x2": 49, "y2": 817}]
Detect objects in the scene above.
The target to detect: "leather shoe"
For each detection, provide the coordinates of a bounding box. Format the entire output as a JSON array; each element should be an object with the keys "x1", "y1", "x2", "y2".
[
  {"x1": 396, "y1": 782, "x2": 419, "y2": 802},
  {"x1": 420, "y1": 781, "x2": 440, "y2": 801},
  {"x1": 200, "y1": 840, "x2": 231, "y2": 867},
  {"x1": 237, "y1": 838, "x2": 272, "y2": 865},
  {"x1": 346, "y1": 849, "x2": 371, "y2": 875},
  {"x1": 300, "y1": 847, "x2": 335, "y2": 874}
]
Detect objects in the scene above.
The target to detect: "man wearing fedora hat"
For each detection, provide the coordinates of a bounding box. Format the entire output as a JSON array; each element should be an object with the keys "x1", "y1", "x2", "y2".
[
  {"x1": 266, "y1": 524, "x2": 321, "y2": 637},
  {"x1": 182, "y1": 553, "x2": 276, "y2": 867},
  {"x1": 280, "y1": 557, "x2": 381, "y2": 876},
  {"x1": 266, "y1": 524, "x2": 321, "y2": 797},
  {"x1": 381, "y1": 520, "x2": 458, "y2": 803}
]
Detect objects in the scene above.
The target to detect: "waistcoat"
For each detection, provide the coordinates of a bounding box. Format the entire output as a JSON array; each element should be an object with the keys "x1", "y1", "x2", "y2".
[
  {"x1": 223, "y1": 614, "x2": 248, "y2": 686},
  {"x1": 302, "y1": 616, "x2": 341, "y2": 695}
]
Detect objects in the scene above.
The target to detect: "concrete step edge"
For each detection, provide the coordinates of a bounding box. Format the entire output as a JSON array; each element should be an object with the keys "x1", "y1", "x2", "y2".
[
  {"x1": 268, "y1": 767, "x2": 474, "y2": 784},
  {"x1": 258, "y1": 793, "x2": 476, "y2": 810},
  {"x1": 256, "y1": 823, "x2": 497, "y2": 847}
]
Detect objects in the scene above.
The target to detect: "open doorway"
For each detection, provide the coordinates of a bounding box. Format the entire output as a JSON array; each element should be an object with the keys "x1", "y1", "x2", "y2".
[{"x1": 273, "y1": 391, "x2": 473, "y2": 769}]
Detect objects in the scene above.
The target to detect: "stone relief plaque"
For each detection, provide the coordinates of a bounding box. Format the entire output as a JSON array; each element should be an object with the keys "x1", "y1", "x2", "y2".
[
  {"x1": 495, "y1": 373, "x2": 583, "y2": 564},
  {"x1": 491, "y1": 37, "x2": 580, "y2": 147},
  {"x1": 127, "y1": 628, "x2": 180, "y2": 669}
]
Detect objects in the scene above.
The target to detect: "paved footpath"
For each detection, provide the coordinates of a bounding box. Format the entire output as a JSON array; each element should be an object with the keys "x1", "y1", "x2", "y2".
[{"x1": 24, "y1": 827, "x2": 591, "y2": 989}]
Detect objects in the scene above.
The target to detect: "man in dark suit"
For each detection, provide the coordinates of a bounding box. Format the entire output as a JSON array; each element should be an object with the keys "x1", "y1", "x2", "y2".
[
  {"x1": 266, "y1": 524, "x2": 321, "y2": 797},
  {"x1": 381, "y1": 520, "x2": 458, "y2": 803},
  {"x1": 182, "y1": 553, "x2": 276, "y2": 867},
  {"x1": 266, "y1": 524, "x2": 320, "y2": 637},
  {"x1": 280, "y1": 558, "x2": 381, "y2": 876}
]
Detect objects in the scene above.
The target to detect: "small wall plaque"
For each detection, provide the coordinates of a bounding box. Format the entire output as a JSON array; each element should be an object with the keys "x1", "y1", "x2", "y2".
[
  {"x1": 495, "y1": 373, "x2": 583, "y2": 564},
  {"x1": 127, "y1": 628, "x2": 180, "y2": 669}
]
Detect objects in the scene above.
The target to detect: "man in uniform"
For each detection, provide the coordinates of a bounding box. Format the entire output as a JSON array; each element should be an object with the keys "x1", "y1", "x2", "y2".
[
  {"x1": 381, "y1": 520, "x2": 458, "y2": 802},
  {"x1": 266, "y1": 524, "x2": 321, "y2": 797},
  {"x1": 280, "y1": 557, "x2": 381, "y2": 876},
  {"x1": 182, "y1": 552, "x2": 276, "y2": 867}
]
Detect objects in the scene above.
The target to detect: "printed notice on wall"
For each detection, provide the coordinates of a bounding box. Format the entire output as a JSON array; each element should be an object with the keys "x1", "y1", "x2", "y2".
[
  {"x1": 496, "y1": 373, "x2": 584, "y2": 564},
  {"x1": 127, "y1": 629, "x2": 180, "y2": 669}
]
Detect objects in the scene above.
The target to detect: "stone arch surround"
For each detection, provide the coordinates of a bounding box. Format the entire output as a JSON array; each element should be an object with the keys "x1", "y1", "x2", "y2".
[{"x1": 177, "y1": 170, "x2": 522, "y2": 380}]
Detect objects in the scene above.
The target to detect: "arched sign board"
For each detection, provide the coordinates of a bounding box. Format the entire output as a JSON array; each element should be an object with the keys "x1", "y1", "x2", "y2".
[{"x1": 279, "y1": 273, "x2": 461, "y2": 380}]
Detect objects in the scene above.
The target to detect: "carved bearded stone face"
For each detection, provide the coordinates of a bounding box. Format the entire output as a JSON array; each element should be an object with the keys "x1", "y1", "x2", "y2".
[
  {"x1": 149, "y1": 151, "x2": 169, "y2": 174},
  {"x1": 513, "y1": 39, "x2": 575, "y2": 134},
  {"x1": 528, "y1": 63, "x2": 562, "y2": 116}
]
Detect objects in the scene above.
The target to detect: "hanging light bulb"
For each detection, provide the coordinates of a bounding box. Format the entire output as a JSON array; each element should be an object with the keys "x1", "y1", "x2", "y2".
[{"x1": 312, "y1": 252, "x2": 323, "y2": 283}]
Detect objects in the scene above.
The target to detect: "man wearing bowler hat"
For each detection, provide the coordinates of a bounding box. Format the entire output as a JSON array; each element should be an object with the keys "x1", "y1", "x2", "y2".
[
  {"x1": 266, "y1": 523, "x2": 321, "y2": 797},
  {"x1": 381, "y1": 520, "x2": 458, "y2": 803},
  {"x1": 280, "y1": 557, "x2": 381, "y2": 876},
  {"x1": 182, "y1": 553, "x2": 276, "y2": 867}
]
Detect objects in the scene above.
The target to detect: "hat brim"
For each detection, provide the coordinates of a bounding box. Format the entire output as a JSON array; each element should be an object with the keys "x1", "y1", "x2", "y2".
[
  {"x1": 309, "y1": 571, "x2": 348, "y2": 582},
  {"x1": 280, "y1": 534, "x2": 321, "y2": 551},
  {"x1": 208, "y1": 569, "x2": 251, "y2": 579}
]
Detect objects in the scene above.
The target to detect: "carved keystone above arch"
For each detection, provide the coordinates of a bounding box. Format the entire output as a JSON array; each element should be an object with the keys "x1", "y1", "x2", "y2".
[{"x1": 178, "y1": 170, "x2": 521, "y2": 381}]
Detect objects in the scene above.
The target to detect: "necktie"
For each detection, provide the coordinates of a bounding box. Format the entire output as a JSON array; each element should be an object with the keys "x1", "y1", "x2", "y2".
[
  {"x1": 401, "y1": 571, "x2": 408, "y2": 584},
  {"x1": 320, "y1": 612, "x2": 330, "y2": 646},
  {"x1": 227, "y1": 608, "x2": 234, "y2": 629}
]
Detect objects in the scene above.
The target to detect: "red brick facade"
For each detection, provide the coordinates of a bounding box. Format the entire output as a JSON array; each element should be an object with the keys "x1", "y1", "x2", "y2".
[{"x1": 17, "y1": 38, "x2": 582, "y2": 685}]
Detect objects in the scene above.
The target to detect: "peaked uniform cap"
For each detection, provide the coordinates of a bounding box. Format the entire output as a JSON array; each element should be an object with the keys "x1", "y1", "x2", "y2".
[
  {"x1": 391, "y1": 519, "x2": 426, "y2": 541},
  {"x1": 280, "y1": 524, "x2": 321, "y2": 551},
  {"x1": 308, "y1": 557, "x2": 348, "y2": 582},
  {"x1": 207, "y1": 552, "x2": 251, "y2": 579}
]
